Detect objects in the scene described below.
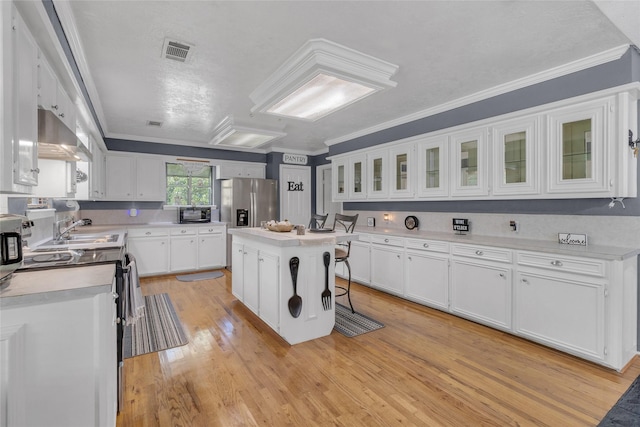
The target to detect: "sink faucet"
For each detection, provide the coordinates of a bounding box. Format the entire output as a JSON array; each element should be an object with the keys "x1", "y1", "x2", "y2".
[{"x1": 53, "y1": 217, "x2": 87, "y2": 241}]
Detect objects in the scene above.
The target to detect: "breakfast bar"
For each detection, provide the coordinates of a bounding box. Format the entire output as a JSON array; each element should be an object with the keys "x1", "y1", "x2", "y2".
[{"x1": 229, "y1": 227, "x2": 357, "y2": 344}]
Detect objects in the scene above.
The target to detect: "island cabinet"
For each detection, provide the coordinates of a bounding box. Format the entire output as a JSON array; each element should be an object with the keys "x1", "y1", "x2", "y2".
[{"x1": 229, "y1": 228, "x2": 356, "y2": 345}]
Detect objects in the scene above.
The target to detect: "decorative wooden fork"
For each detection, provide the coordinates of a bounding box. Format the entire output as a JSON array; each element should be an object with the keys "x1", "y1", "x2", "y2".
[{"x1": 322, "y1": 251, "x2": 331, "y2": 310}]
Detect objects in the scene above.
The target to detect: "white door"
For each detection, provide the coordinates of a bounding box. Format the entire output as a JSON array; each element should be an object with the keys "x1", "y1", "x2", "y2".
[
  {"x1": 279, "y1": 164, "x2": 311, "y2": 226},
  {"x1": 316, "y1": 165, "x2": 341, "y2": 224}
]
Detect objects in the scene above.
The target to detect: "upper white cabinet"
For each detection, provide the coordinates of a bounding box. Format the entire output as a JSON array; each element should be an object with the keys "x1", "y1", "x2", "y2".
[
  {"x1": 105, "y1": 154, "x2": 165, "y2": 201},
  {"x1": 417, "y1": 135, "x2": 448, "y2": 198},
  {"x1": 37, "y1": 54, "x2": 76, "y2": 132},
  {"x1": 349, "y1": 154, "x2": 367, "y2": 199},
  {"x1": 330, "y1": 86, "x2": 638, "y2": 202},
  {"x1": 491, "y1": 116, "x2": 540, "y2": 196},
  {"x1": 216, "y1": 162, "x2": 265, "y2": 179},
  {"x1": 0, "y1": 3, "x2": 39, "y2": 193},
  {"x1": 450, "y1": 127, "x2": 488, "y2": 198}
]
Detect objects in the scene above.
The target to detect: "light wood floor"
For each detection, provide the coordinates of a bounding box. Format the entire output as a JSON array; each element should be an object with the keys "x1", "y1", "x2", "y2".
[{"x1": 117, "y1": 270, "x2": 640, "y2": 426}]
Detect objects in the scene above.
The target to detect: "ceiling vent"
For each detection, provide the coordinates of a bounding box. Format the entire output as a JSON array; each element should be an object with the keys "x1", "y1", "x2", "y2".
[
  {"x1": 162, "y1": 38, "x2": 194, "y2": 63},
  {"x1": 147, "y1": 120, "x2": 163, "y2": 127}
]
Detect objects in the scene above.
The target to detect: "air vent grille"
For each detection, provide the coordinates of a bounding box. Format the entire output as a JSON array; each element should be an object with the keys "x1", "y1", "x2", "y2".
[
  {"x1": 147, "y1": 120, "x2": 163, "y2": 127},
  {"x1": 162, "y1": 38, "x2": 193, "y2": 62}
]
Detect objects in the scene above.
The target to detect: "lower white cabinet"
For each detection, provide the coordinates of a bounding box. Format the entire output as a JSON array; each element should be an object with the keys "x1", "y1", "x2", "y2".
[
  {"x1": 242, "y1": 246, "x2": 260, "y2": 314},
  {"x1": 370, "y1": 236, "x2": 404, "y2": 296},
  {"x1": 127, "y1": 228, "x2": 170, "y2": 277},
  {"x1": 349, "y1": 239, "x2": 371, "y2": 284},
  {"x1": 405, "y1": 244, "x2": 449, "y2": 310},
  {"x1": 258, "y1": 251, "x2": 280, "y2": 330},
  {"x1": 170, "y1": 228, "x2": 198, "y2": 272},
  {"x1": 198, "y1": 227, "x2": 225, "y2": 269},
  {"x1": 232, "y1": 242, "x2": 278, "y2": 321}
]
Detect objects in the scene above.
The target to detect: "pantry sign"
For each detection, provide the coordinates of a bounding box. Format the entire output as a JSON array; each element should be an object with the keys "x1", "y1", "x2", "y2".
[{"x1": 283, "y1": 153, "x2": 308, "y2": 165}]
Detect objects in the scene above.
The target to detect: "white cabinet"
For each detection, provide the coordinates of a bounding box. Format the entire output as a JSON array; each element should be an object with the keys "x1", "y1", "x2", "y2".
[
  {"x1": 370, "y1": 235, "x2": 404, "y2": 296},
  {"x1": 90, "y1": 143, "x2": 106, "y2": 199},
  {"x1": 515, "y1": 251, "x2": 606, "y2": 362},
  {"x1": 241, "y1": 245, "x2": 260, "y2": 314},
  {"x1": 367, "y1": 148, "x2": 389, "y2": 199},
  {"x1": 30, "y1": 159, "x2": 75, "y2": 198},
  {"x1": 349, "y1": 236, "x2": 371, "y2": 285},
  {"x1": 332, "y1": 157, "x2": 348, "y2": 201},
  {"x1": 170, "y1": 227, "x2": 198, "y2": 272},
  {"x1": 105, "y1": 154, "x2": 165, "y2": 201},
  {"x1": 389, "y1": 142, "x2": 415, "y2": 198},
  {"x1": 37, "y1": 54, "x2": 76, "y2": 131},
  {"x1": 417, "y1": 135, "x2": 448, "y2": 198},
  {"x1": 450, "y1": 127, "x2": 488, "y2": 197},
  {"x1": 258, "y1": 251, "x2": 280, "y2": 330},
  {"x1": 349, "y1": 154, "x2": 367, "y2": 199},
  {"x1": 0, "y1": 3, "x2": 39, "y2": 192},
  {"x1": 127, "y1": 228, "x2": 170, "y2": 277},
  {"x1": 216, "y1": 162, "x2": 265, "y2": 179},
  {"x1": 404, "y1": 238, "x2": 450, "y2": 310},
  {"x1": 491, "y1": 116, "x2": 540, "y2": 196},
  {"x1": 450, "y1": 244, "x2": 512, "y2": 330},
  {"x1": 198, "y1": 226, "x2": 225, "y2": 269}
]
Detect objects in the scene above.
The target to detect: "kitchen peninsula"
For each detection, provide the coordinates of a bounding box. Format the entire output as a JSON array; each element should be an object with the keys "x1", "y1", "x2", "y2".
[{"x1": 229, "y1": 227, "x2": 357, "y2": 344}]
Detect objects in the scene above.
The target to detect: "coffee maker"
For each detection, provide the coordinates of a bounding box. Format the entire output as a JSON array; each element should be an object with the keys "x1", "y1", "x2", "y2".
[{"x1": 0, "y1": 214, "x2": 31, "y2": 286}]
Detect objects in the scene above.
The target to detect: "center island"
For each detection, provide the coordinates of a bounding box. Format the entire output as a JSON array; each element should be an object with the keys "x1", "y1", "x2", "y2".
[{"x1": 228, "y1": 227, "x2": 358, "y2": 344}]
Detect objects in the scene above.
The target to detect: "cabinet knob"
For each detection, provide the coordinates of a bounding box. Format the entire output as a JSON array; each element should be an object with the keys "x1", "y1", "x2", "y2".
[
  {"x1": 30, "y1": 168, "x2": 40, "y2": 173},
  {"x1": 161, "y1": 242, "x2": 165, "y2": 245},
  {"x1": 181, "y1": 230, "x2": 186, "y2": 233},
  {"x1": 58, "y1": 112, "x2": 65, "y2": 118},
  {"x1": 408, "y1": 256, "x2": 412, "y2": 261},
  {"x1": 384, "y1": 238, "x2": 389, "y2": 243},
  {"x1": 423, "y1": 243, "x2": 429, "y2": 248},
  {"x1": 522, "y1": 278, "x2": 529, "y2": 284},
  {"x1": 259, "y1": 258, "x2": 264, "y2": 262},
  {"x1": 396, "y1": 254, "x2": 401, "y2": 259},
  {"x1": 51, "y1": 104, "x2": 58, "y2": 110},
  {"x1": 499, "y1": 273, "x2": 506, "y2": 279},
  {"x1": 145, "y1": 232, "x2": 151, "y2": 235},
  {"x1": 475, "y1": 250, "x2": 484, "y2": 256},
  {"x1": 550, "y1": 260, "x2": 563, "y2": 267}
]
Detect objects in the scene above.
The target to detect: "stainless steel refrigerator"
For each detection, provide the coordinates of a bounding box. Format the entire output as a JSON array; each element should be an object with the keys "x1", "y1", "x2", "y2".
[{"x1": 221, "y1": 178, "x2": 278, "y2": 268}]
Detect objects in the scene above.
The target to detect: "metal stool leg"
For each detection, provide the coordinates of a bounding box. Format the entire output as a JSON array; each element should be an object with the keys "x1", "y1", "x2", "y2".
[{"x1": 344, "y1": 259, "x2": 354, "y2": 313}]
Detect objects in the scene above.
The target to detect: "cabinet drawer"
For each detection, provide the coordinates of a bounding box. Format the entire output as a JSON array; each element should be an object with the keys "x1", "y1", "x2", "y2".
[
  {"x1": 354, "y1": 233, "x2": 370, "y2": 244},
  {"x1": 370, "y1": 235, "x2": 404, "y2": 247},
  {"x1": 171, "y1": 227, "x2": 197, "y2": 236},
  {"x1": 517, "y1": 251, "x2": 606, "y2": 278},
  {"x1": 405, "y1": 238, "x2": 449, "y2": 254},
  {"x1": 128, "y1": 227, "x2": 169, "y2": 238},
  {"x1": 199, "y1": 226, "x2": 224, "y2": 235},
  {"x1": 452, "y1": 244, "x2": 512, "y2": 263}
]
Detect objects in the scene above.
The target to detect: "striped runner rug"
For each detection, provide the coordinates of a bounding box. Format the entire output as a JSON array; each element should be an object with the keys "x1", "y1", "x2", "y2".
[
  {"x1": 334, "y1": 303, "x2": 384, "y2": 337},
  {"x1": 124, "y1": 293, "x2": 188, "y2": 358}
]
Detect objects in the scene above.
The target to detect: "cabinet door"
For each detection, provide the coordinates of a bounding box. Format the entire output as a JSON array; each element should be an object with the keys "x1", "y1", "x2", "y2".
[
  {"x1": 349, "y1": 240, "x2": 370, "y2": 284},
  {"x1": 243, "y1": 163, "x2": 265, "y2": 178},
  {"x1": 258, "y1": 251, "x2": 279, "y2": 330},
  {"x1": 127, "y1": 237, "x2": 169, "y2": 276},
  {"x1": 491, "y1": 116, "x2": 540, "y2": 196},
  {"x1": 231, "y1": 242, "x2": 245, "y2": 300},
  {"x1": 55, "y1": 84, "x2": 76, "y2": 132},
  {"x1": 405, "y1": 250, "x2": 449, "y2": 310},
  {"x1": 515, "y1": 271, "x2": 604, "y2": 360},
  {"x1": 417, "y1": 135, "x2": 448, "y2": 198},
  {"x1": 90, "y1": 145, "x2": 105, "y2": 199},
  {"x1": 170, "y1": 236, "x2": 198, "y2": 272},
  {"x1": 349, "y1": 155, "x2": 367, "y2": 199},
  {"x1": 450, "y1": 128, "x2": 488, "y2": 197},
  {"x1": 198, "y1": 232, "x2": 223, "y2": 269},
  {"x1": 367, "y1": 149, "x2": 388, "y2": 199},
  {"x1": 136, "y1": 156, "x2": 165, "y2": 200},
  {"x1": 450, "y1": 259, "x2": 511, "y2": 330},
  {"x1": 370, "y1": 245, "x2": 403, "y2": 296},
  {"x1": 12, "y1": 6, "x2": 39, "y2": 187},
  {"x1": 105, "y1": 155, "x2": 134, "y2": 199},
  {"x1": 332, "y1": 158, "x2": 348, "y2": 201},
  {"x1": 243, "y1": 246, "x2": 260, "y2": 315},
  {"x1": 37, "y1": 54, "x2": 57, "y2": 112},
  {"x1": 389, "y1": 143, "x2": 414, "y2": 198},
  {"x1": 546, "y1": 98, "x2": 611, "y2": 194}
]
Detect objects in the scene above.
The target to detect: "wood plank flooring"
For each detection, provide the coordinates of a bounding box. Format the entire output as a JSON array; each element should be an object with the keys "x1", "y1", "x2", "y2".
[{"x1": 117, "y1": 270, "x2": 640, "y2": 426}]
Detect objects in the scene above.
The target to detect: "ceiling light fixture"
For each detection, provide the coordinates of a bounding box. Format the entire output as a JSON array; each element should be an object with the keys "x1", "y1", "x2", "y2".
[
  {"x1": 250, "y1": 38, "x2": 399, "y2": 121},
  {"x1": 209, "y1": 116, "x2": 286, "y2": 149}
]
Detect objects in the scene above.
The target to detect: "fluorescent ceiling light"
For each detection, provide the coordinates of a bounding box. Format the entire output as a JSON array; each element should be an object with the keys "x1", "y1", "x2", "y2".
[
  {"x1": 250, "y1": 38, "x2": 398, "y2": 121},
  {"x1": 209, "y1": 116, "x2": 286, "y2": 149}
]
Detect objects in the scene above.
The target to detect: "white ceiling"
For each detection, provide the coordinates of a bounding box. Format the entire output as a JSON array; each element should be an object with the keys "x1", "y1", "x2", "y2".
[{"x1": 54, "y1": 0, "x2": 638, "y2": 154}]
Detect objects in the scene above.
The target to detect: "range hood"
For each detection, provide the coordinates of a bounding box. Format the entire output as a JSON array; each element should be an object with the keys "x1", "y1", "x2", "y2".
[{"x1": 37, "y1": 109, "x2": 92, "y2": 162}]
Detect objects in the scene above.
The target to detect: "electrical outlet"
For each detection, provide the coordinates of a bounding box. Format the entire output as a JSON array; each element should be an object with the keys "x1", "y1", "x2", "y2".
[{"x1": 509, "y1": 220, "x2": 518, "y2": 232}]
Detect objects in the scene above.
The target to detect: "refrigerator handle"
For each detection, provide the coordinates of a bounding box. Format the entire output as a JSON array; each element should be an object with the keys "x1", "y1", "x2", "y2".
[{"x1": 250, "y1": 192, "x2": 255, "y2": 227}]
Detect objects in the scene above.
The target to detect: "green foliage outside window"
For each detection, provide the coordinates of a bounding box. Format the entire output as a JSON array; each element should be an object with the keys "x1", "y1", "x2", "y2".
[{"x1": 166, "y1": 163, "x2": 212, "y2": 205}]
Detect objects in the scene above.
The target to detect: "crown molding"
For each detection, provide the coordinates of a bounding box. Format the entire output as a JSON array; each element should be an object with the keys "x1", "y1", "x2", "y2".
[
  {"x1": 325, "y1": 44, "x2": 631, "y2": 147},
  {"x1": 105, "y1": 132, "x2": 270, "y2": 154},
  {"x1": 268, "y1": 146, "x2": 329, "y2": 156}
]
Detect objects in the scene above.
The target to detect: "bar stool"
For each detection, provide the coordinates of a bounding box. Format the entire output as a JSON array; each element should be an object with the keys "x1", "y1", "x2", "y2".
[
  {"x1": 332, "y1": 213, "x2": 359, "y2": 313},
  {"x1": 308, "y1": 213, "x2": 328, "y2": 229}
]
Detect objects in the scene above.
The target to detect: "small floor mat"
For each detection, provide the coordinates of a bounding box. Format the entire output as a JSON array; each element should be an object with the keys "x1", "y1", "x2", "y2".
[
  {"x1": 176, "y1": 271, "x2": 224, "y2": 282},
  {"x1": 334, "y1": 303, "x2": 384, "y2": 337},
  {"x1": 124, "y1": 293, "x2": 188, "y2": 358},
  {"x1": 598, "y1": 375, "x2": 640, "y2": 426}
]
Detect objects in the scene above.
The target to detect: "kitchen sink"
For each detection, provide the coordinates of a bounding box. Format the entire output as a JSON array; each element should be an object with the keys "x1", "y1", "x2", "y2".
[{"x1": 41, "y1": 234, "x2": 120, "y2": 246}]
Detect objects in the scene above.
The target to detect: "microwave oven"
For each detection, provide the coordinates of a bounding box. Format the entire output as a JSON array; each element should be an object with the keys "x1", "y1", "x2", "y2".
[{"x1": 178, "y1": 206, "x2": 212, "y2": 223}]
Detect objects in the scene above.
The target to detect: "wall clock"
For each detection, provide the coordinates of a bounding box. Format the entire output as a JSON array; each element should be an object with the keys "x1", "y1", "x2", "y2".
[{"x1": 404, "y1": 215, "x2": 419, "y2": 230}]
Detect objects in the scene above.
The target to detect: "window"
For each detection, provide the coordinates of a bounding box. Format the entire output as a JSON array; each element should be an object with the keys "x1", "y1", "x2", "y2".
[{"x1": 166, "y1": 163, "x2": 212, "y2": 205}]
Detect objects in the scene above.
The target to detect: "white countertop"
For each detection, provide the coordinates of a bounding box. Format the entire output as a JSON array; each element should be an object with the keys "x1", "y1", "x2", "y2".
[
  {"x1": 229, "y1": 227, "x2": 357, "y2": 247},
  {"x1": 355, "y1": 226, "x2": 639, "y2": 261},
  {"x1": 1, "y1": 264, "x2": 116, "y2": 307}
]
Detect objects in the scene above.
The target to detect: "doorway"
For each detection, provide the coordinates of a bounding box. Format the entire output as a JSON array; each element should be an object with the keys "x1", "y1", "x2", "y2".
[{"x1": 315, "y1": 164, "x2": 342, "y2": 225}]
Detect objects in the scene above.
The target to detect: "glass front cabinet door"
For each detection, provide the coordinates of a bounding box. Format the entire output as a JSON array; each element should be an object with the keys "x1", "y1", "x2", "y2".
[
  {"x1": 491, "y1": 116, "x2": 540, "y2": 196},
  {"x1": 367, "y1": 148, "x2": 388, "y2": 199},
  {"x1": 389, "y1": 142, "x2": 415, "y2": 198},
  {"x1": 332, "y1": 157, "x2": 348, "y2": 201},
  {"x1": 450, "y1": 128, "x2": 488, "y2": 197},
  {"x1": 417, "y1": 135, "x2": 448, "y2": 198},
  {"x1": 349, "y1": 154, "x2": 367, "y2": 199},
  {"x1": 546, "y1": 97, "x2": 610, "y2": 195}
]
